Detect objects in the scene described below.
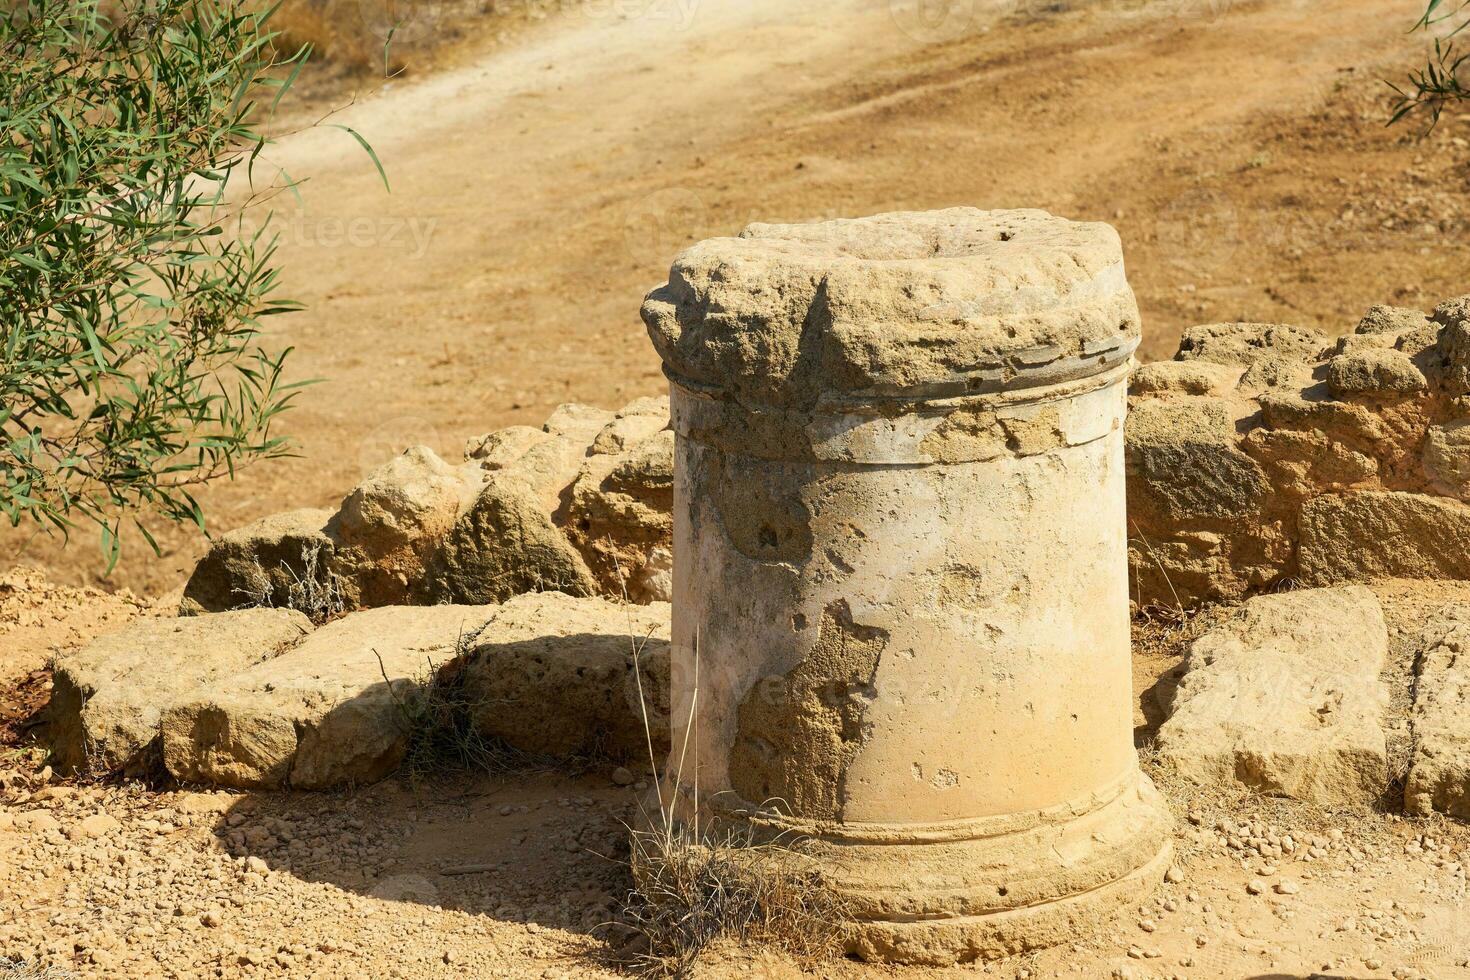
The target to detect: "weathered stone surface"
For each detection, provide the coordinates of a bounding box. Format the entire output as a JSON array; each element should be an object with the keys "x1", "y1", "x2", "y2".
[
  {"x1": 543, "y1": 402, "x2": 616, "y2": 443},
  {"x1": 1129, "y1": 360, "x2": 1241, "y2": 397},
  {"x1": 1435, "y1": 296, "x2": 1470, "y2": 395},
  {"x1": 564, "y1": 428, "x2": 675, "y2": 603},
  {"x1": 179, "y1": 510, "x2": 336, "y2": 616},
  {"x1": 49, "y1": 609, "x2": 311, "y2": 777},
  {"x1": 1405, "y1": 605, "x2": 1470, "y2": 818},
  {"x1": 1240, "y1": 428, "x2": 1377, "y2": 500},
  {"x1": 646, "y1": 209, "x2": 1170, "y2": 966},
  {"x1": 1175, "y1": 322, "x2": 1326, "y2": 368},
  {"x1": 1356, "y1": 303, "x2": 1432, "y2": 338},
  {"x1": 458, "y1": 592, "x2": 672, "y2": 760},
  {"x1": 162, "y1": 604, "x2": 498, "y2": 789},
  {"x1": 420, "y1": 473, "x2": 598, "y2": 605},
  {"x1": 1156, "y1": 586, "x2": 1390, "y2": 806},
  {"x1": 1299, "y1": 491, "x2": 1470, "y2": 585},
  {"x1": 1424, "y1": 421, "x2": 1470, "y2": 501},
  {"x1": 590, "y1": 398, "x2": 669, "y2": 456},
  {"x1": 330, "y1": 447, "x2": 478, "y2": 607},
  {"x1": 643, "y1": 208, "x2": 1140, "y2": 409},
  {"x1": 501, "y1": 404, "x2": 613, "y2": 515},
  {"x1": 464, "y1": 425, "x2": 551, "y2": 469},
  {"x1": 1126, "y1": 397, "x2": 1268, "y2": 523},
  {"x1": 1325, "y1": 349, "x2": 1427, "y2": 396}
]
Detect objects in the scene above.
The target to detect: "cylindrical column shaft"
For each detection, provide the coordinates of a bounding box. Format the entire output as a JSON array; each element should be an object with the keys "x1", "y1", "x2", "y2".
[{"x1": 642, "y1": 208, "x2": 1172, "y2": 964}]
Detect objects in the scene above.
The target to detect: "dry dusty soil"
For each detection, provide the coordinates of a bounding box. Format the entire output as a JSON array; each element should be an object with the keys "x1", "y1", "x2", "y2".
[
  {"x1": 4, "y1": 0, "x2": 1469, "y2": 594},
  {"x1": 3, "y1": 572, "x2": 1470, "y2": 979}
]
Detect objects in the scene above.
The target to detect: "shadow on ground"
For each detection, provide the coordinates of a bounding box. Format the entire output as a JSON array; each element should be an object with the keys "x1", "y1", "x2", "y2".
[{"x1": 209, "y1": 769, "x2": 648, "y2": 948}]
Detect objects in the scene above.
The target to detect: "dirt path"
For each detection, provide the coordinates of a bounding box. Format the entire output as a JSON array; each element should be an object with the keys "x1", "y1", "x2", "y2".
[{"x1": 6, "y1": 0, "x2": 1466, "y2": 596}]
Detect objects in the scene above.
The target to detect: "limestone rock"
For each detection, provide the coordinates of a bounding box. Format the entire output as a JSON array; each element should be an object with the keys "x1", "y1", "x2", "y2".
[
  {"x1": 1405, "y1": 605, "x2": 1470, "y2": 818},
  {"x1": 1125, "y1": 398, "x2": 1268, "y2": 523},
  {"x1": 48, "y1": 609, "x2": 311, "y2": 777},
  {"x1": 1129, "y1": 360, "x2": 1242, "y2": 397},
  {"x1": 464, "y1": 425, "x2": 552, "y2": 469},
  {"x1": 1240, "y1": 428, "x2": 1377, "y2": 500},
  {"x1": 590, "y1": 397, "x2": 669, "y2": 456},
  {"x1": 1258, "y1": 391, "x2": 1401, "y2": 456},
  {"x1": 1325, "y1": 348, "x2": 1427, "y2": 396},
  {"x1": 330, "y1": 447, "x2": 478, "y2": 607},
  {"x1": 643, "y1": 208, "x2": 1140, "y2": 408},
  {"x1": 1356, "y1": 304, "x2": 1439, "y2": 359},
  {"x1": 179, "y1": 510, "x2": 336, "y2": 616},
  {"x1": 1435, "y1": 295, "x2": 1470, "y2": 395},
  {"x1": 543, "y1": 402, "x2": 616, "y2": 443},
  {"x1": 458, "y1": 592, "x2": 672, "y2": 760},
  {"x1": 1156, "y1": 586, "x2": 1390, "y2": 805},
  {"x1": 1175, "y1": 322, "x2": 1326, "y2": 369},
  {"x1": 1424, "y1": 421, "x2": 1470, "y2": 501},
  {"x1": 1356, "y1": 304, "x2": 1432, "y2": 338},
  {"x1": 564, "y1": 428, "x2": 675, "y2": 602},
  {"x1": 162, "y1": 604, "x2": 498, "y2": 789},
  {"x1": 1299, "y1": 491, "x2": 1470, "y2": 585},
  {"x1": 499, "y1": 403, "x2": 613, "y2": 514},
  {"x1": 420, "y1": 473, "x2": 598, "y2": 605}
]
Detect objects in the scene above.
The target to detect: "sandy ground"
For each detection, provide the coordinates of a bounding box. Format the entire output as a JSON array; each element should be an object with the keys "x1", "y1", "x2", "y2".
[
  {"x1": 4, "y1": 0, "x2": 1468, "y2": 595},
  {"x1": 4, "y1": 572, "x2": 1470, "y2": 979}
]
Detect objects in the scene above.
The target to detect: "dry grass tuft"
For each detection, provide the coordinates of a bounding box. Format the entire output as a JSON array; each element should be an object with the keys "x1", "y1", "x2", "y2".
[
  {"x1": 608, "y1": 557, "x2": 850, "y2": 978},
  {"x1": 378, "y1": 632, "x2": 538, "y2": 786},
  {"x1": 232, "y1": 544, "x2": 347, "y2": 624},
  {"x1": 620, "y1": 821, "x2": 848, "y2": 978}
]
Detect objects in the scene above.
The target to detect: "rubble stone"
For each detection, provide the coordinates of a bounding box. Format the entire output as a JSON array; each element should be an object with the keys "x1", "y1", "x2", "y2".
[
  {"x1": 1156, "y1": 587, "x2": 1390, "y2": 806},
  {"x1": 1404, "y1": 605, "x2": 1470, "y2": 819},
  {"x1": 49, "y1": 609, "x2": 311, "y2": 776}
]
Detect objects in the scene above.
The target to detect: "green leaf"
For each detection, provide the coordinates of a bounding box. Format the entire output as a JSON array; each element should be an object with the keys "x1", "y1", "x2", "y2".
[{"x1": 326, "y1": 124, "x2": 390, "y2": 193}]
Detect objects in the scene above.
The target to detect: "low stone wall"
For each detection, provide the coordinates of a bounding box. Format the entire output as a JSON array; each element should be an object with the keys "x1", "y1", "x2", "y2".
[
  {"x1": 1129, "y1": 294, "x2": 1470, "y2": 607},
  {"x1": 181, "y1": 398, "x2": 674, "y2": 617},
  {"x1": 184, "y1": 292, "x2": 1470, "y2": 616}
]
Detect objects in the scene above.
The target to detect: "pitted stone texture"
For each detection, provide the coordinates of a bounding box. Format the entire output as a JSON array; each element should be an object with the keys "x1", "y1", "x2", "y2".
[
  {"x1": 1156, "y1": 586, "x2": 1390, "y2": 806},
  {"x1": 1424, "y1": 421, "x2": 1470, "y2": 501},
  {"x1": 1175, "y1": 322, "x2": 1327, "y2": 367},
  {"x1": 1405, "y1": 605, "x2": 1470, "y2": 818},
  {"x1": 564, "y1": 427, "x2": 675, "y2": 603},
  {"x1": 1325, "y1": 348, "x2": 1428, "y2": 396},
  {"x1": 180, "y1": 509, "x2": 336, "y2": 616},
  {"x1": 1126, "y1": 397, "x2": 1268, "y2": 523},
  {"x1": 1129, "y1": 360, "x2": 1242, "y2": 397},
  {"x1": 1125, "y1": 295, "x2": 1470, "y2": 608},
  {"x1": 48, "y1": 609, "x2": 311, "y2": 777},
  {"x1": 162, "y1": 604, "x2": 498, "y2": 789},
  {"x1": 330, "y1": 446, "x2": 479, "y2": 607},
  {"x1": 1357, "y1": 304, "x2": 1434, "y2": 339},
  {"x1": 420, "y1": 473, "x2": 598, "y2": 605},
  {"x1": 458, "y1": 593, "x2": 672, "y2": 760},
  {"x1": 1299, "y1": 491, "x2": 1470, "y2": 586},
  {"x1": 1175, "y1": 322, "x2": 1326, "y2": 393},
  {"x1": 464, "y1": 424, "x2": 551, "y2": 470},
  {"x1": 1433, "y1": 295, "x2": 1470, "y2": 395},
  {"x1": 642, "y1": 208, "x2": 1139, "y2": 409}
]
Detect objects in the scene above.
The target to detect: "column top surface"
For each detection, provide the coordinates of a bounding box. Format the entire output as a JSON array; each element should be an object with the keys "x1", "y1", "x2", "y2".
[{"x1": 641, "y1": 208, "x2": 1140, "y2": 408}]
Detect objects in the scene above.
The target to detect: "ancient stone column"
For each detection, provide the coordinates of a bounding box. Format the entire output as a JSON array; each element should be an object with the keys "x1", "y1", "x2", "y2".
[{"x1": 641, "y1": 208, "x2": 1173, "y2": 964}]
